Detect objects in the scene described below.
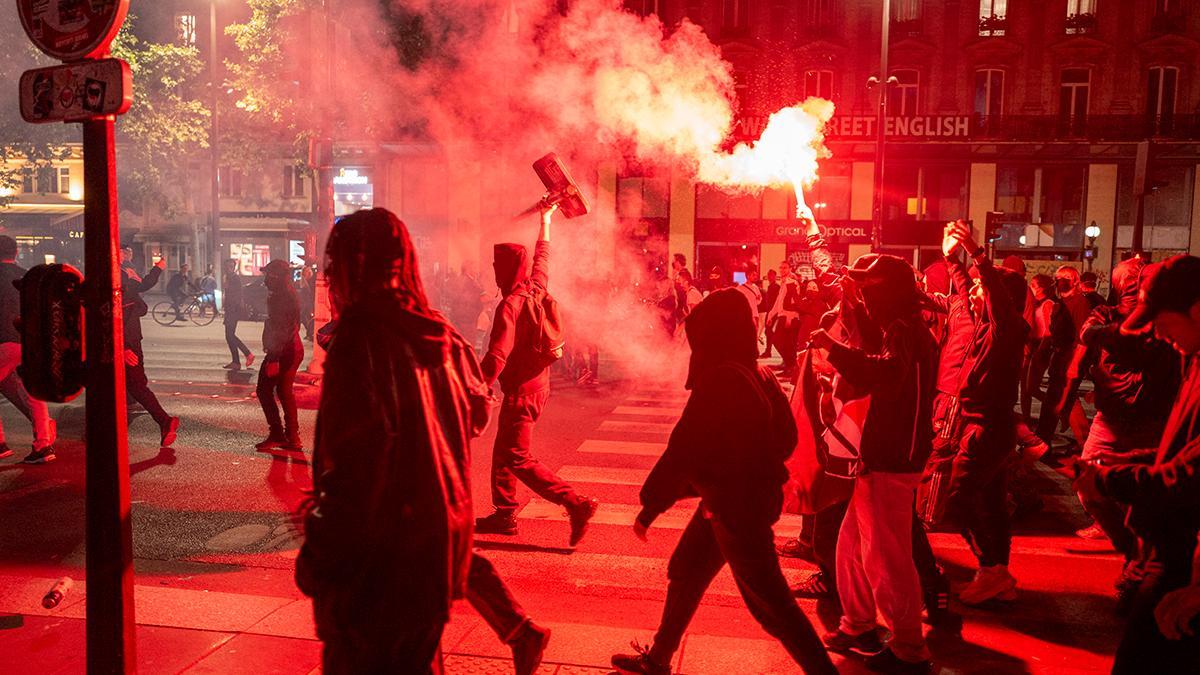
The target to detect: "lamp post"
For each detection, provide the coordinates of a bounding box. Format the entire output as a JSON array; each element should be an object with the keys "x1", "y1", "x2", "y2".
[
  {"x1": 869, "y1": 0, "x2": 893, "y2": 252},
  {"x1": 209, "y1": 0, "x2": 220, "y2": 287},
  {"x1": 1084, "y1": 222, "x2": 1100, "y2": 271}
]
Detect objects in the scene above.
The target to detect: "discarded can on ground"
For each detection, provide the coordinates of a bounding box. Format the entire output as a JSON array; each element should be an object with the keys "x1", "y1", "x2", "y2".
[{"x1": 42, "y1": 577, "x2": 73, "y2": 609}]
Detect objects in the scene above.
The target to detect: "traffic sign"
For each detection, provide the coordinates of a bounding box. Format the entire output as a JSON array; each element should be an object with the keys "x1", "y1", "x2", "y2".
[
  {"x1": 19, "y1": 58, "x2": 132, "y2": 124},
  {"x1": 17, "y1": 0, "x2": 130, "y2": 62}
]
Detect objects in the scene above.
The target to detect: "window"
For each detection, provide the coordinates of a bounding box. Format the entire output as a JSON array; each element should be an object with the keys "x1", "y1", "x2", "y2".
[
  {"x1": 175, "y1": 14, "x2": 197, "y2": 47},
  {"x1": 1059, "y1": 68, "x2": 1090, "y2": 135},
  {"x1": 617, "y1": 176, "x2": 670, "y2": 220},
  {"x1": 282, "y1": 165, "x2": 306, "y2": 198},
  {"x1": 1147, "y1": 66, "x2": 1178, "y2": 131},
  {"x1": 57, "y1": 167, "x2": 70, "y2": 194},
  {"x1": 1065, "y1": 0, "x2": 1098, "y2": 34},
  {"x1": 624, "y1": 0, "x2": 660, "y2": 16},
  {"x1": 893, "y1": 0, "x2": 921, "y2": 21},
  {"x1": 35, "y1": 166, "x2": 56, "y2": 193},
  {"x1": 979, "y1": 0, "x2": 1008, "y2": 36},
  {"x1": 803, "y1": 70, "x2": 833, "y2": 100},
  {"x1": 21, "y1": 170, "x2": 33, "y2": 194},
  {"x1": 799, "y1": 0, "x2": 837, "y2": 33},
  {"x1": 888, "y1": 70, "x2": 919, "y2": 116},
  {"x1": 722, "y1": 0, "x2": 749, "y2": 33},
  {"x1": 974, "y1": 69, "x2": 1004, "y2": 118},
  {"x1": 218, "y1": 166, "x2": 243, "y2": 198}
]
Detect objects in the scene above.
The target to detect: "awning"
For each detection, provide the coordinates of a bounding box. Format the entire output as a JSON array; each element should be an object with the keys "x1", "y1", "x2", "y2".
[{"x1": 218, "y1": 216, "x2": 311, "y2": 232}]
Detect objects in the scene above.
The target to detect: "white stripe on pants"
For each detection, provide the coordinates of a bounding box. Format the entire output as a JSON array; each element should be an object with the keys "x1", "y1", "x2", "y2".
[{"x1": 836, "y1": 471, "x2": 929, "y2": 663}]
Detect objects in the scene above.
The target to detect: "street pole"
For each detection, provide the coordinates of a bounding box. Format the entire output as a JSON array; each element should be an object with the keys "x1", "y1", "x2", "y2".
[
  {"x1": 306, "y1": 1, "x2": 337, "y2": 378},
  {"x1": 209, "y1": 0, "x2": 221, "y2": 287},
  {"x1": 872, "y1": 0, "x2": 891, "y2": 253},
  {"x1": 82, "y1": 116, "x2": 135, "y2": 674}
]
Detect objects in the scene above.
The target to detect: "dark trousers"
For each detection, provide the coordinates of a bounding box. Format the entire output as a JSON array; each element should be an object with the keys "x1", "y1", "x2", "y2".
[
  {"x1": 650, "y1": 509, "x2": 837, "y2": 674},
  {"x1": 257, "y1": 337, "x2": 302, "y2": 437},
  {"x1": 322, "y1": 623, "x2": 443, "y2": 675},
  {"x1": 1112, "y1": 549, "x2": 1200, "y2": 674},
  {"x1": 774, "y1": 318, "x2": 799, "y2": 372},
  {"x1": 491, "y1": 390, "x2": 578, "y2": 513},
  {"x1": 946, "y1": 419, "x2": 1015, "y2": 567},
  {"x1": 1078, "y1": 413, "x2": 1157, "y2": 561},
  {"x1": 466, "y1": 553, "x2": 528, "y2": 642},
  {"x1": 126, "y1": 348, "x2": 170, "y2": 428},
  {"x1": 225, "y1": 317, "x2": 251, "y2": 366},
  {"x1": 1036, "y1": 351, "x2": 1071, "y2": 442}
]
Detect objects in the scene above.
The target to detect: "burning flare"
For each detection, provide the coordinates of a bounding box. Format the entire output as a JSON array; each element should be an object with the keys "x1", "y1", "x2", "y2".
[{"x1": 699, "y1": 97, "x2": 835, "y2": 208}]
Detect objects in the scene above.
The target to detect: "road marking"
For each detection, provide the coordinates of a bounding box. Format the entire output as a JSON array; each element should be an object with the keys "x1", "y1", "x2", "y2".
[
  {"x1": 517, "y1": 498, "x2": 803, "y2": 538},
  {"x1": 576, "y1": 439, "x2": 663, "y2": 456},
  {"x1": 558, "y1": 465, "x2": 649, "y2": 486},
  {"x1": 612, "y1": 406, "x2": 680, "y2": 417},
  {"x1": 598, "y1": 420, "x2": 675, "y2": 434}
]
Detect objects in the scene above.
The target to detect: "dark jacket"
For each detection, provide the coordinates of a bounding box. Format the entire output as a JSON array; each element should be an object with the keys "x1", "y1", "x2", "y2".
[
  {"x1": 638, "y1": 289, "x2": 796, "y2": 528},
  {"x1": 1083, "y1": 309, "x2": 1181, "y2": 429},
  {"x1": 1098, "y1": 357, "x2": 1200, "y2": 563},
  {"x1": 0, "y1": 262, "x2": 26, "y2": 344},
  {"x1": 945, "y1": 254, "x2": 1029, "y2": 419},
  {"x1": 166, "y1": 272, "x2": 191, "y2": 300},
  {"x1": 223, "y1": 272, "x2": 244, "y2": 323},
  {"x1": 297, "y1": 294, "x2": 490, "y2": 636},
  {"x1": 121, "y1": 264, "x2": 163, "y2": 351},
  {"x1": 262, "y1": 282, "x2": 301, "y2": 358},
  {"x1": 826, "y1": 313, "x2": 937, "y2": 473},
  {"x1": 927, "y1": 291, "x2": 973, "y2": 397},
  {"x1": 760, "y1": 280, "x2": 780, "y2": 314},
  {"x1": 482, "y1": 239, "x2": 550, "y2": 396}
]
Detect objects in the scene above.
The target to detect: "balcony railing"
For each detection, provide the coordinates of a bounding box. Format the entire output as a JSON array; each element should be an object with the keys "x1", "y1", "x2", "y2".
[
  {"x1": 1065, "y1": 12, "x2": 1098, "y2": 35},
  {"x1": 891, "y1": 18, "x2": 923, "y2": 39},
  {"x1": 978, "y1": 14, "x2": 1008, "y2": 36},
  {"x1": 973, "y1": 114, "x2": 1200, "y2": 142}
]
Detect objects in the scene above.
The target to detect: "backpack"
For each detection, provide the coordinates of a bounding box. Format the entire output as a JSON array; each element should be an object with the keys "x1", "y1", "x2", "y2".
[{"x1": 519, "y1": 286, "x2": 566, "y2": 368}]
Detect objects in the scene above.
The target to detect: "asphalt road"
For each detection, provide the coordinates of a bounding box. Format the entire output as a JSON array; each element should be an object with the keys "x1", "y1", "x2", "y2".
[{"x1": 0, "y1": 315, "x2": 1127, "y2": 673}]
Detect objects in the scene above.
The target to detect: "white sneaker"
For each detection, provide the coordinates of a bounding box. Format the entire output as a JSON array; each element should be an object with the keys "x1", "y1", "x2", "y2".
[{"x1": 959, "y1": 565, "x2": 1017, "y2": 606}]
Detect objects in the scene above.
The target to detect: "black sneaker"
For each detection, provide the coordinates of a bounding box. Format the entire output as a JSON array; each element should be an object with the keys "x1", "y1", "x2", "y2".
[
  {"x1": 567, "y1": 497, "x2": 599, "y2": 546},
  {"x1": 923, "y1": 574, "x2": 961, "y2": 632},
  {"x1": 0, "y1": 443, "x2": 12, "y2": 460},
  {"x1": 777, "y1": 538, "x2": 815, "y2": 561},
  {"x1": 22, "y1": 447, "x2": 57, "y2": 464},
  {"x1": 865, "y1": 647, "x2": 931, "y2": 673},
  {"x1": 281, "y1": 435, "x2": 303, "y2": 452},
  {"x1": 255, "y1": 433, "x2": 287, "y2": 452},
  {"x1": 793, "y1": 571, "x2": 836, "y2": 599},
  {"x1": 611, "y1": 641, "x2": 670, "y2": 675},
  {"x1": 476, "y1": 511, "x2": 519, "y2": 536},
  {"x1": 510, "y1": 621, "x2": 550, "y2": 675},
  {"x1": 823, "y1": 628, "x2": 886, "y2": 657},
  {"x1": 160, "y1": 417, "x2": 180, "y2": 447}
]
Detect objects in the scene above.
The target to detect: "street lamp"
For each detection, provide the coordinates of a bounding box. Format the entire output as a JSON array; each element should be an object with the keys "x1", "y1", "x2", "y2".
[
  {"x1": 869, "y1": 0, "x2": 894, "y2": 252},
  {"x1": 1084, "y1": 221, "x2": 1100, "y2": 270},
  {"x1": 209, "y1": 0, "x2": 221, "y2": 287}
]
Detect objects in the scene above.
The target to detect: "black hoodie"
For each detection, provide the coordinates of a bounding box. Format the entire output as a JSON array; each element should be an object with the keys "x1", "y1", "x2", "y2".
[
  {"x1": 638, "y1": 289, "x2": 798, "y2": 528},
  {"x1": 482, "y1": 239, "x2": 550, "y2": 395}
]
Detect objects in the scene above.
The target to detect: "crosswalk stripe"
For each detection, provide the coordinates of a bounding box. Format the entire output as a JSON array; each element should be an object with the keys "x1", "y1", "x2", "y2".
[
  {"x1": 612, "y1": 406, "x2": 681, "y2": 417},
  {"x1": 557, "y1": 465, "x2": 649, "y2": 486},
  {"x1": 598, "y1": 420, "x2": 675, "y2": 434},
  {"x1": 517, "y1": 498, "x2": 804, "y2": 538},
  {"x1": 576, "y1": 439, "x2": 664, "y2": 456}
]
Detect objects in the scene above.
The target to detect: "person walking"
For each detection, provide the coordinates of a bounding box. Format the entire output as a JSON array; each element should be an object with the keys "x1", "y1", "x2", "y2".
[
  {"x1": 120, "y1": 247, "x2": 180, "y2": 447},
  {"x1": 297, "y1": 209, "x2": 550, "y2": 674},
  {"x1": 221, "y1": 259, "x2": 255, "y2": 371},
  {"x1": 611, "y1": 289, "x2": 837, "y2": 675},
  {"x1": 255, "y1": 260, "x2": 303, "y2": 452},
  {"x1": 0, "y1": 236, "x2": 57, "y2": 463},
  {"x1": 474, "y1": 205, "x2": 598, "y2": 546}
]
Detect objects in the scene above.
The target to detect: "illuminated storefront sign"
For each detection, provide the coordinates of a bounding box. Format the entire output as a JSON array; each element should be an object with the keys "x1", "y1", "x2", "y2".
[
  {"x1": 333, "y1": 167, "x2": 373, "y2": 216},
  {"x1": 734, "y1": 115, "x2": 971, "y2": 141}
]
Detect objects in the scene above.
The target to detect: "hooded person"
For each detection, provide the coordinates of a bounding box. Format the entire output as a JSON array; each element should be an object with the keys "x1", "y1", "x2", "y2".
[
  {"x1": 297, "y1": 209, "x2": 550, "y2": 674},
  {"x1": 1075, "y1": 256, "x2": 1183, "y2": 602},
  {"x1": 254, "y1": 259, "x2": 303, "y2": 451},
  {"x1": 808, "y1": 252, "x2": 937, "y2": 671},
  {"x1": 611, "y1": 289, "x2": 837, "y2": 675},
  {"x1": 119, "y1": 246, "x2": 180, "y2": 447},
  {"x1": 474, "y1": 205, "x2": 598, "y2": 546}
]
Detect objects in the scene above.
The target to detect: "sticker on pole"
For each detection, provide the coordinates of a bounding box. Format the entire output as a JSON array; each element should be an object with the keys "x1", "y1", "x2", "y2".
[
  {"x1": 19, "y1": 58, "x2": 132, "y2": 124},
  {"x1": 17, "y1": 0, "x2": 130, "y2": 62}
]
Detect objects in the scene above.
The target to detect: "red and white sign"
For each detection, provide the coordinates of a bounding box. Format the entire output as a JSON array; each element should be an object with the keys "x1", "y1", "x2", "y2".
[
  {"x1": 17, "y1": 0, "x2": 130, "y2": 62},
  {"x1": 20, "y1": 58, "x2": 132, "y2": 124}
]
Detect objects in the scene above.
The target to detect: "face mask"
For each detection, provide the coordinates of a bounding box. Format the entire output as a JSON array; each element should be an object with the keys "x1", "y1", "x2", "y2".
[{"x1": 1056, "y1": 279, "x2": 1074, "y2": 295}]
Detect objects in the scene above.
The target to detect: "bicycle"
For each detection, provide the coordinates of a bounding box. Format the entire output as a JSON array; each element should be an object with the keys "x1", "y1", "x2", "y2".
[{"x1": 152, "y1": 293, "x2": 218, "y2": 327}]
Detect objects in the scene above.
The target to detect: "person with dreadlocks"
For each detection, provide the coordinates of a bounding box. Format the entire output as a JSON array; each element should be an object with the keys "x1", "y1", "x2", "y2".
[{"x1": 296, "y1": 209, "x2": 550, "y2": 674}]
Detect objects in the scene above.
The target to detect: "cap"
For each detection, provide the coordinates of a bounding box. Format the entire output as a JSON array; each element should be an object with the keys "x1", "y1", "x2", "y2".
[
  {"x1": 0, "y1": 235, "x2": 17, "y2": 258},
  {"x1": 260, "y1": 259, "x2": 292, "y2": 277},
  {"x1": 846, "y1": 254, "x2": 916, "y2": 289},
  {"x1": 1122, "y1": 255, "x2": 1200, "y2": 335}
]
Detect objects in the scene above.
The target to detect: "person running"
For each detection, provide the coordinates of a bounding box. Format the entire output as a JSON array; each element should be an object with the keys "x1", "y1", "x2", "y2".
[
  {"x1": 255, "y1": 260, "x2": 303, "y2": 452},
  {"x1": 0, "y1": 235, "x2": 57, "y2": 463},
  {"x1": 120, "y1": 247, "x2": 180, "y2": 447},
  {"x1": 937, "y1": 221, "x2": 1030, "y2": 607},
  {"x1": 298, "y1": 209, "x2": 553, "y2": 674},
  {"x1": 221, "y1": 259, "x2": 255, "y2": 371},
  {"x1": 1074, "y1": 254, "x2": 1200, "y2": 674},
  {"x1": 474, "y1": 205, "x2": 598, "y2": 546},
  {"x1": 611, "y1": 289, "x2": 837, "y2": 675}
]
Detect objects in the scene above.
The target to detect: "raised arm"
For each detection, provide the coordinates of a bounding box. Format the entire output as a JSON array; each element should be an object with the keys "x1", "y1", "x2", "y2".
[{"x1": 530, "y1": 205, "x2": 554, "y2": 291}]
